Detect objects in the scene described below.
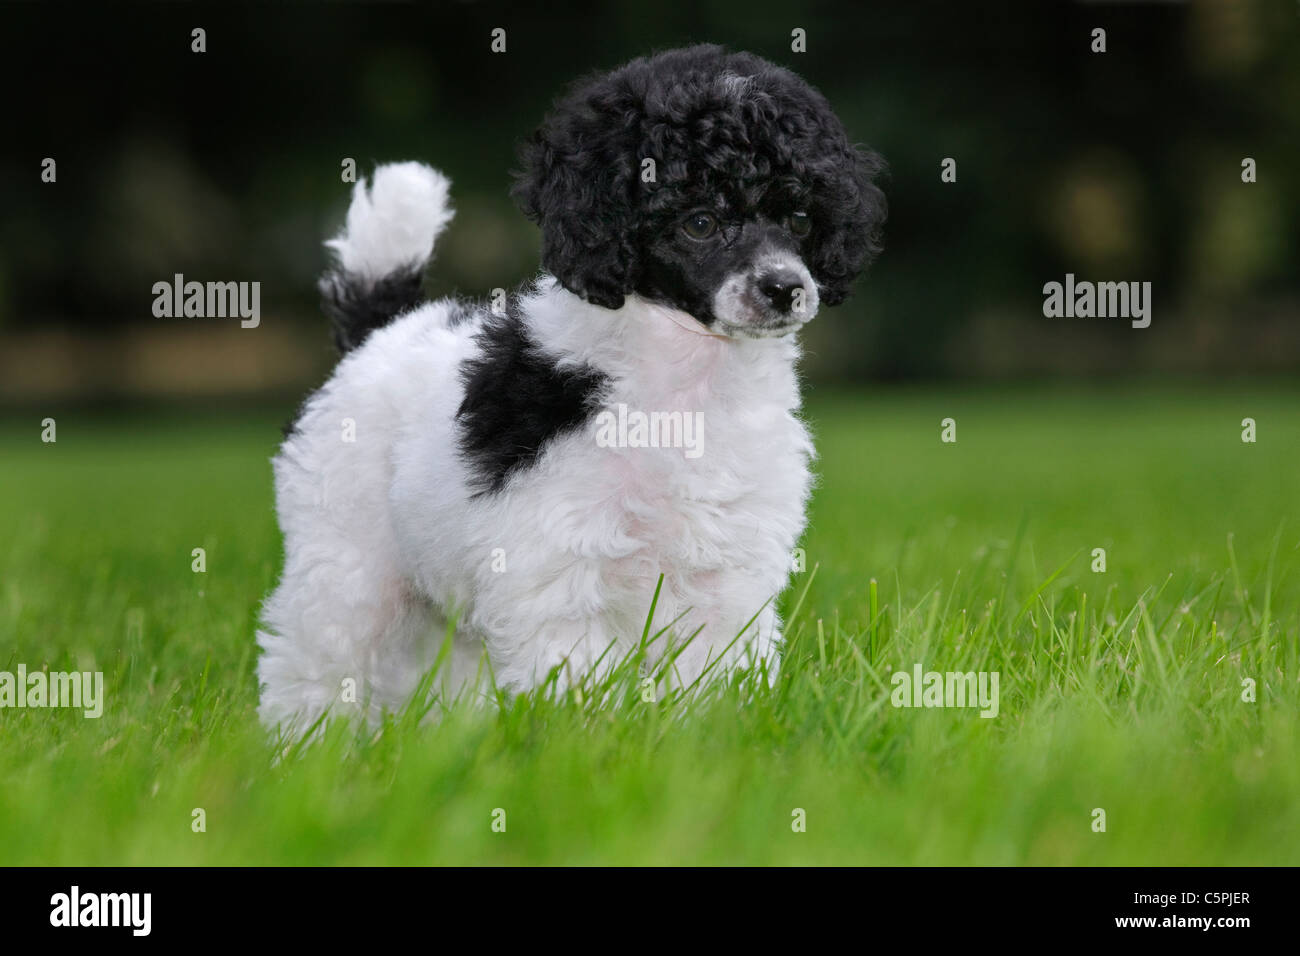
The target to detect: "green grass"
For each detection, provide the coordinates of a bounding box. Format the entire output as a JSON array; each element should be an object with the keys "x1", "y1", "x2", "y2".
[{"x1": 1, "y1": 384, "x2": 1298, "y2": 865}]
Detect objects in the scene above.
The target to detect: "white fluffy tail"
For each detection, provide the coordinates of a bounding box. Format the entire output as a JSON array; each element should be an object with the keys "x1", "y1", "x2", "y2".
[
  {"x1": 326, "y1": 161, "x2": 454, "y2": 280},
  {"x1": 320, "y1": 162, "x2": 454, "y2": 352}
]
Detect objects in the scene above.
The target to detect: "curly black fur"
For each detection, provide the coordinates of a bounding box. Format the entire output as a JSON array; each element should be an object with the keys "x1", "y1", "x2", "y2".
[
  {"x1": 320, "y1": 265, "x2": 426, "y2": 353},
  {"x1": 457, "y1": 300, "x2": 609, "y2": 494},
  {"x1": 512, "y1": 44, "x2": 886, "y2": 313}
]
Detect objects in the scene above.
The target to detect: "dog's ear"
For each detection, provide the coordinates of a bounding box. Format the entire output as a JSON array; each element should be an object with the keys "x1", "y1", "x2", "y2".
[
  {"x1": 512, "y1": 97, "x2": 640, "y2": 310},
  {"x1": 807, "y1": 145, "x2": 888, "y2": 307}
]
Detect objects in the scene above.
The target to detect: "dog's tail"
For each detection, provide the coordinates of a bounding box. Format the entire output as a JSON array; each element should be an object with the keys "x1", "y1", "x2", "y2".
[{"x1": 319, "y1": 162, "x2": 454, "y2": 353}]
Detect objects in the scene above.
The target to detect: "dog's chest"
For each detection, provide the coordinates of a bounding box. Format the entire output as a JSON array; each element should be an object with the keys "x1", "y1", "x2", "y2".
[{"x1": 593, "y1": 355, "x2": 812, "y2": 572}]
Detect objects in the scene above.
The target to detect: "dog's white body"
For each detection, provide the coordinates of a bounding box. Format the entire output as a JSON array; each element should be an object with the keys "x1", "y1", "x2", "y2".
[{"x1": 256, "y1": 164, "x2": 814, "y2": 733}]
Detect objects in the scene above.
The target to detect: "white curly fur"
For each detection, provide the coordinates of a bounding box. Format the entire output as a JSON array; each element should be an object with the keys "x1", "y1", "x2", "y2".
[
  {"x1": 325, "y1": 162, "x2": 453, "y2": 280},
  {"x1": 256, "y1": 163, "x2": 815, "y2": 736}
]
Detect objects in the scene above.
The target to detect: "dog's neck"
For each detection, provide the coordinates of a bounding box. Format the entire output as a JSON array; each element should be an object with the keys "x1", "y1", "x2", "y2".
[{"x1": 522, "y1": 276, "x2": 805, "y2": 415}]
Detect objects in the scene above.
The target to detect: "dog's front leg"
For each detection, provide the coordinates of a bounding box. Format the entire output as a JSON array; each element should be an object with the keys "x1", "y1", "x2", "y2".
[
  {"x1": 657, "y1": 598, "x2": 782, "y2": 694},
  {"x1": 476, "y1": 614, "x2": 622, "y2": 696}
]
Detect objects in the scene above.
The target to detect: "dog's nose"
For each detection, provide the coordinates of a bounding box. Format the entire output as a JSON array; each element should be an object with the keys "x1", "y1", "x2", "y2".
[{"x1": 757, "y1": 270, "x2": 805, "y2": 313}]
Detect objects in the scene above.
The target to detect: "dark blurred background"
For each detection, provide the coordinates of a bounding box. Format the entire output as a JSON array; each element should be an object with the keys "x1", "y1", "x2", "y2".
[{"x1": 2, "y1": 0, "x2": 1298, "y2": 404}]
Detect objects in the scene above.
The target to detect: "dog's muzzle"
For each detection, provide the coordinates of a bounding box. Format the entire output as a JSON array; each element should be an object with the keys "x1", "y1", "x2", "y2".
[{"x1": 712, "y1": 254, "x2": 820, "y2": 338}]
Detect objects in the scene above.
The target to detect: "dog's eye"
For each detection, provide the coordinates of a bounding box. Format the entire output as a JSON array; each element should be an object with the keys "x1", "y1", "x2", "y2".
[
  {"x1": 682, "y1": 212, "x2": 718, "y2": 240},
  {"x1": 788, "y1": 212, "x2": 812, "y2": 237}
]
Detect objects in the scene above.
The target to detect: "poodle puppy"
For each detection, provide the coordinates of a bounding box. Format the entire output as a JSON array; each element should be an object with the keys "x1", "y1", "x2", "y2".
[{"x1": 256, "y1": 44, "x2": 886, "y2": 734}]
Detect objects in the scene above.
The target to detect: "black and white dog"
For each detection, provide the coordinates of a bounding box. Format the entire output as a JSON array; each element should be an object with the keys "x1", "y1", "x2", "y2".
[{"x1": 257, "y1": 45, "x2": 886, "y2": 733}]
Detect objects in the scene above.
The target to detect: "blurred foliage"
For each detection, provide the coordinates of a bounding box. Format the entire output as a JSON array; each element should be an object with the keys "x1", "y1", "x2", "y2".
[{"x1": 1, "y1": 0, "x2": 1297, "y2": 387}]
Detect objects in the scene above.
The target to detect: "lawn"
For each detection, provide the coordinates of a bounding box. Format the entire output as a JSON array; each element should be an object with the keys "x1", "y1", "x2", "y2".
[{"x1": 1, "y1": 384, "x2": 1297, "y2": 865}]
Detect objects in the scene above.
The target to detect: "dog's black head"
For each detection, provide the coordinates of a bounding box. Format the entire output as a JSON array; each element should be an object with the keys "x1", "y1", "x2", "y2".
[{"x1": 512, "y1": 44, "x2": 886, "y2": 338}]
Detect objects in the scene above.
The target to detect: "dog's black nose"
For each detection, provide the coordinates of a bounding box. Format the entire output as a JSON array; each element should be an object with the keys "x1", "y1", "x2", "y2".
[{"x1": 757, "y1": 270, "x2": 804, "y2": 313}]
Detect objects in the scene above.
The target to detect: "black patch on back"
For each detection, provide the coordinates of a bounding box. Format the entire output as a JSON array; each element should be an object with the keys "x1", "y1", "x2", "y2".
[
  {"x1": 320, "y1": 264, "x2": 425, "y2": 353},
  {"x1": 457, "y1": 305, "x2": 608, "y2": 494}
]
